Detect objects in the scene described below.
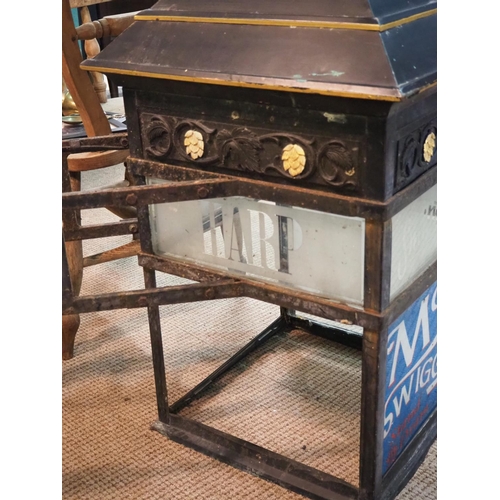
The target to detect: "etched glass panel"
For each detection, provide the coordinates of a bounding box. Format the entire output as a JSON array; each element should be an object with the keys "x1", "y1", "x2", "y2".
[
  {"x1": 149, "y1": 180, "x2": 365, "y2": 307},
  {"x1": 390, "y1": 185, "x2": 437, "y2": 301}
]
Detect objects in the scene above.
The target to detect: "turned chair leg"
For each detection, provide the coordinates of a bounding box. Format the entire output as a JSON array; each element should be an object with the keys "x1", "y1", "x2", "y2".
[
  {"x1": 62, "y1": 314, "x2": 81, "y2": 360},
  {"x1": 62, "y1": 166, "x2": 83, "y2": 359},
  {"x1": 63, "y1": 236, "x2": 83, "y2": 359}
]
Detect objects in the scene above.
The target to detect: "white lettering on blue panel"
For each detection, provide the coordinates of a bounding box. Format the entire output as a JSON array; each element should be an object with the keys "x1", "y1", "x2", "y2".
[{"x1": 383, "y1": 281, "x2": 437, "y2": 474}]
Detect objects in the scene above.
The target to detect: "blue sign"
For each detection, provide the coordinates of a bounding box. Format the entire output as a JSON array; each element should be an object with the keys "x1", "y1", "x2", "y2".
[{"x1": 382, "y1": 282, "x2": 437, "y2": 474}]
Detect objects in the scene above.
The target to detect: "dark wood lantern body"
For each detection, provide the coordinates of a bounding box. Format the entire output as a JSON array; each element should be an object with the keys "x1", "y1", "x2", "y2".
[{"x1": 69, "y1": 1, "x2": 438, "y2": 499}]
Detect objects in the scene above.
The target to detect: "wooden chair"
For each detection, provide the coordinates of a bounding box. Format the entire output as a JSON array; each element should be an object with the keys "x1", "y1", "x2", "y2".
[{"x1": 62, "y1": 0, "x2": 139, "y2": 359}]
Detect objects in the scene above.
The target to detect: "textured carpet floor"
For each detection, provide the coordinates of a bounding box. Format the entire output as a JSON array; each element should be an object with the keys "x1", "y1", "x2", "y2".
[{"x1": 62, "y1": 165, "x2": 436, "y2": 499}]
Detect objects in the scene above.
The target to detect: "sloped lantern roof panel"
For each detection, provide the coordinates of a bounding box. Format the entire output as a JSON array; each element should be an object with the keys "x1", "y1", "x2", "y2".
[
  {"x1": 83, "y1": 21, "x2": 399, "y2": 100},
  {"x1": 81, "y1": 0, "x2": 436, "y2": 101},
  {"x1": 382, "y1": 14, "x2": 437, "y2": 95},
  {"x1": 139, "y1": 0, "x2": 436, "y2": 28},
  {"x1": 369, "y1": 0, "x2": 436, "y2": 24}
]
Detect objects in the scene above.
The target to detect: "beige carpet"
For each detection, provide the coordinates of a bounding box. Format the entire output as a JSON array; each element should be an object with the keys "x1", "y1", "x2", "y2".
[{"x1": 62, "y1": 165, "x2": 436, "y2": 499}]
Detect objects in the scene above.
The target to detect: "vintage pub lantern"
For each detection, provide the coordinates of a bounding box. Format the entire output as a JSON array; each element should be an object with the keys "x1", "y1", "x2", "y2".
[{"x1": 62, "y1": 1, "x2": 437, "y2": 499}]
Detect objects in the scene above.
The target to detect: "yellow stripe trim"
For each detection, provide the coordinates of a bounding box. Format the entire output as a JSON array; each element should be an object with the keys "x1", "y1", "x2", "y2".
[
  {"x1": 417, "y1": 81, "x2": 438, "y2": 95},
  {"x1": 81, "y1": 65, "x2": 404, "y2": 101},
  {"x1": 134, "y1": 9, "x2": 436, "y2": 32}
]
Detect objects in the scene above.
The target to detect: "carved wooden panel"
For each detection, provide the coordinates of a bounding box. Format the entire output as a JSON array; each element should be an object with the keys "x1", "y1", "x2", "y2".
[
  {"x1": 394, "y1": 120, "x2": 437, "y2": 192},
  {"x1": 139, "y1": 112, "x2": 360, "y2": 192}
]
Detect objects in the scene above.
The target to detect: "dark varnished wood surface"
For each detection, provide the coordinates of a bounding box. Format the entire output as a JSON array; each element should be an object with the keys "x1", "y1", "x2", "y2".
[
  {"x1": 116, "y1": 84, "x2": 435, "y2": 201},
  {"x1": 83, "y1": 21, "x2": 399, "y2": 99},
  {"x1": 83, "y1": 12, "x2": 436, "y2": 100},
  {"x1": 141, "y1": 0, "x2": 436, "y2": 26}
]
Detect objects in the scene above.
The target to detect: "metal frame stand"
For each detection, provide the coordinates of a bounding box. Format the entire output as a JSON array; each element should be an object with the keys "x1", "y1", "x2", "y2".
[{"x1": 63, "y1": 134, "x2": 436, "y2": 500}]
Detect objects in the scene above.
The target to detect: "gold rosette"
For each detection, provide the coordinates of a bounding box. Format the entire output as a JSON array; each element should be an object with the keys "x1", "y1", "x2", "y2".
[
  {"x1": 184, "y1": 130, "x2": 204, "y2": 159},
  {"x1": 423, "y1": 132, "x2": 436, "y2": 163},
  {"x1": 282, "y1": 144, "x2": 306, "y2": 177}
]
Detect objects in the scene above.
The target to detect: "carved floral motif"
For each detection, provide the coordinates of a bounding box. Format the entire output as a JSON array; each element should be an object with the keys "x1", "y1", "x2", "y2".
[
  {"x1": 142, "y1": 113, "x2": 358, "y2": 189},
  {"x1": 317, "y1": 141, "x2": 357, "y2": 188},
  {"x1": 144, "y1": 115, "x2": 172, "y2": 159},
  {"x1": 216, "y1": 127, "x2": 262, "y2": 171},
  {"x1": 396, "y1": 122, "x2": 437, "y2": 189},
  {"x1": 400, "y1": 132, "x2": 420, "y2": 179}
]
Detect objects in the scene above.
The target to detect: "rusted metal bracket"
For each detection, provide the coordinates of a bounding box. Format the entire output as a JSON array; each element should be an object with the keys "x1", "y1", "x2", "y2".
[
  {"x1": 63, "y1": 219, "x2": 138, "y2": 241},
  {"x1": 62, "y1": 178, "x2": 241, "y2": 211},
  {"x1": 62, "y1": 279, "x2": 242, "y2": 315},
  {"x1": 62, "y1": 156, "x2": 436, "y2": 222},
  {"x1": 62, "y1": 132, "x2": 129, "y2": 154}
]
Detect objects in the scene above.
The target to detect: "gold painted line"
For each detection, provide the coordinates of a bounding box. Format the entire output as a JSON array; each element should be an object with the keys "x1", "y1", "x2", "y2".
[
  {"x1": 134, "y1": 15, "x2": 380, "y2": 31},
  {"x1": 133, "y1": 9, "x2": 436, "y2": 32},
  {"x1": 381, "y1": 9, "x2": 437, "y2": 30},
  {"x1": 417, "y1": 81, "x2": 438, "y2": 94},
  {"x1": 81, "y1": 64, "x2": 402, "y2": 102}
]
